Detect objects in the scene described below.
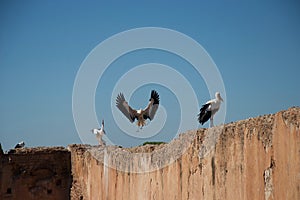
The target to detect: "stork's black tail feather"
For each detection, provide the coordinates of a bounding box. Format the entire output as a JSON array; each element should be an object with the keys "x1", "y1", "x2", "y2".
[{"x1": 198, "y1": 103, "x2": 211, "y2": 125}]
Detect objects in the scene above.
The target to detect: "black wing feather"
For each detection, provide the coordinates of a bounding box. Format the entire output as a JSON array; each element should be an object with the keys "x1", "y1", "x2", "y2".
[
  {"x1": 150, "y1": 90, "x2": 160, "y2": 105},
  {"x1": 147, "y1": 90, "x2": 160, "y2": 120},
  {"x1": 198, "y1": 103, "x2": 211, "y2": 125}
]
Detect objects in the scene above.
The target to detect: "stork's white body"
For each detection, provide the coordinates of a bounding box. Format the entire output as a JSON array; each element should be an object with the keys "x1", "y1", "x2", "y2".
[{"x1": 91, "y1": 120, "x2": 106, "y2": 146}]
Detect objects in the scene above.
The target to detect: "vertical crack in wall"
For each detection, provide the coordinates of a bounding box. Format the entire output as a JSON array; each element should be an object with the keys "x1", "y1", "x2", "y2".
[
  {"x1": 211, "y1": 155, "x2": 216, "y2": 200},
  {"x1": 178, "y1": 158, "x2": 183, "y2": 200},
  {"x1": 211, "y1": 156, "x2": 216, "y2": 186},
  {"x1": 264, "y1": 157, "x2": 275, "y2": 200}
]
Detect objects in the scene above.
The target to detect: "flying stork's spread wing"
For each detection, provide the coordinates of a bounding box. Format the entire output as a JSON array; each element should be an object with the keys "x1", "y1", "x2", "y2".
[
  {"x1": 144, "y1": 90, "x2": 160, "y2": 120},
  {"x1": 116, "y1": 93, "x2": 137, "y2": 122}
]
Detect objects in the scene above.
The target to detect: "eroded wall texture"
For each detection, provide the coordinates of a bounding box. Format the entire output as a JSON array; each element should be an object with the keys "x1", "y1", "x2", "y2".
[
  {"x1": 1, "y1": 108, "x2": 299, "y2": 200},
  {"x1": 69, "y1": 107, "x2": 299, "y2": 200},
  {"x1": 0, "y1": 147, "x2": 71, "y2": 200}
]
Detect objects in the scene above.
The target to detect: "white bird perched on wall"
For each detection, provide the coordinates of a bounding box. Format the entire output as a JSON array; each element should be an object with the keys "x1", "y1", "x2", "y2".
[
  {"x1": 116, "y1": 90, "x2": 160, "y2": 129},
  {"x1": 91, "y1": 120, "x2": 106, "y2": 146},
  {"x1": 198, "y1": 92, "x2": 223, "y2": 127},
  {"x1": 14, "y1": 141, "x2": 25, "y2": 149}
]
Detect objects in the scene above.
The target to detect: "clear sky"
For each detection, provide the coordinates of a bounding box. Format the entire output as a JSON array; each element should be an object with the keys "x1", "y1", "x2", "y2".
[{"x1": 1, "y1": 0, "x2": 299, "y2": 150}]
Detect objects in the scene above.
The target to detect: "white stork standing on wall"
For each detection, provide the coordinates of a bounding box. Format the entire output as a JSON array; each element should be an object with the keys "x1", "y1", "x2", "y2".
[
  {"x1": 198, "y1": 92, "x2": 223, "y2": 127},
  {"x1": 116, "y1": 90, "x2": 160, "y2": 130},
  {"x1": 91, "y1": 120, "x2": 106, "y2": 146}
]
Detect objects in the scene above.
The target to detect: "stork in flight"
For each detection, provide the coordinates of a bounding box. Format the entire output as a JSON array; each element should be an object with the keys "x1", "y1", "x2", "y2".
[
  {"x1": 198, "y1": 92, "x2": 223, "y2": 127},
  {"x1": 116, "y1": 90, "x2": 160, "y2": 129},
  {"x1": 91, "y1": 119, "x2": 106, "y2": 146}
]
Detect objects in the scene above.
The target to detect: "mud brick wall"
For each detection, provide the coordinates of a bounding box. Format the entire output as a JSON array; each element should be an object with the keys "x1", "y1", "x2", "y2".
[{"x1": 0, "y1": 147, "x2": 71, "y2": 200}]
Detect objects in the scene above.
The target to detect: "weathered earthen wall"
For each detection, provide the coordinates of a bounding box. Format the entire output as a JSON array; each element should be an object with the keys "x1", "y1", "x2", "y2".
[
  {"x1": 0, "y1": 147, "x2": 71, "y2": 200},
  {"x1": 69, "y1": 108, "x2": 300, "y2": 200},
  {"x1": 1, "y1": 108, "x2": 299, "y2": 200}
]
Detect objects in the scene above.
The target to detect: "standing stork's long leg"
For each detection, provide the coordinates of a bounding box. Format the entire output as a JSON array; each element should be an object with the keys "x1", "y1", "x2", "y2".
[{"x1": 210, "y1": 117, "x2": 214, "y2": 128}]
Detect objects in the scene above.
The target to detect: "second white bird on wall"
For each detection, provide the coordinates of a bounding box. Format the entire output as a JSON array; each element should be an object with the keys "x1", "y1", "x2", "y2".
[
  {"x1": 198, "y1": 92, "x2": 223, "y2": 127},
  {"x1": 91, "y1": 119, "x2": 106, "y2": 146},
  {"x1": 116, "y1": 90, "x2": 160, "y2": 129}
]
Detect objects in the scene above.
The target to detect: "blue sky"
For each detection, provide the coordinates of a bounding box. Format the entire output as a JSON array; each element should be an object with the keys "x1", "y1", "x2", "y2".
[{"x1": 1, "y1": 1, "x2": 299, "y2": 150}]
